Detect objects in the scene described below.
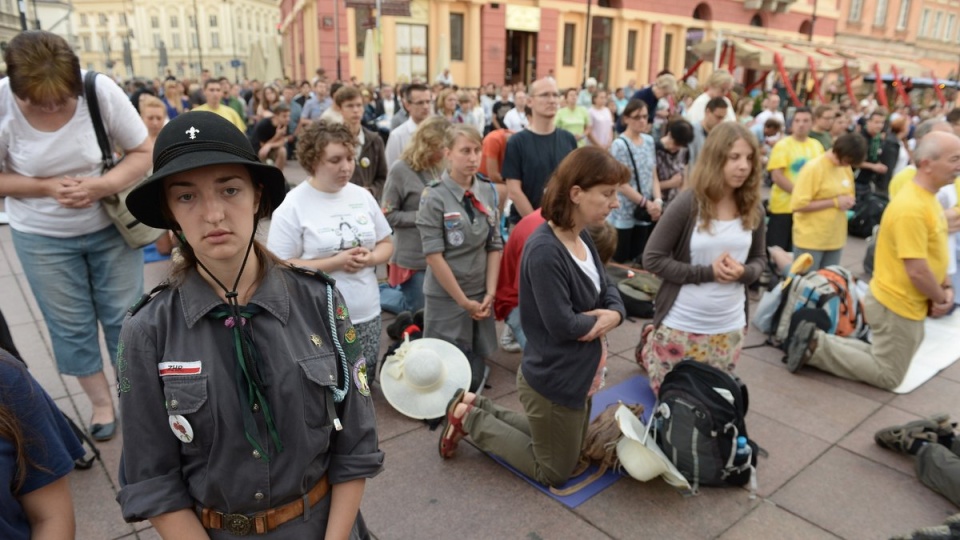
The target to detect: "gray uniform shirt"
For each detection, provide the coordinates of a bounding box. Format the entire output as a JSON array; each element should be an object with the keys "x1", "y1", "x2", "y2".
[
  {"x1": 116, "y1": 263, "x2": 383, "y2": 534},
  {"x1": 380, "y1": 160, "x2": 439, "y2": 270},
  {"x1": 416, "y1": 172, "x2": 503, "y2": 298}
]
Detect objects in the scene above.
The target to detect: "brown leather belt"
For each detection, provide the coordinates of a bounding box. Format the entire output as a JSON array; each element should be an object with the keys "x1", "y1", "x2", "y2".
[{"x1": 200, "y1": 475, "x2": 329, "y2": 536}]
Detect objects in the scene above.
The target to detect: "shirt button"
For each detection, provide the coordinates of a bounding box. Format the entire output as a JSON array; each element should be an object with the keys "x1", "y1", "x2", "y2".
[
  {"x1": 252, "y1": 403, "x2": 260, "y2": 412},
  {"x1": 252, "y1": 450, "x2": 261, "y2": 459},
  {"x1": 254, "y1": 492, "x2": 264, "y2": 501},
  {"x1": 169, "y1": 399, "x2": 179, "y2": 410}
]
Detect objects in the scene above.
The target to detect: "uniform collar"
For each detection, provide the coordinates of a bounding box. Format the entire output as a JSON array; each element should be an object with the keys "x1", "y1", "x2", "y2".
[
  {"x1": 179, "y1": 261, "x2": 291, "y2": 328},
  {"x1": 441, "y1": 171, "x2": 473, "y2": 202}
]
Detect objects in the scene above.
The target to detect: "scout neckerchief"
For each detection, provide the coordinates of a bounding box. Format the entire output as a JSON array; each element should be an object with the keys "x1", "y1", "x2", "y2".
[
  {"x1": 867, "y1": 133, "x2": 883, "y2": 163},
  {"x1": 193, "y1": 227, "x2": 284, "y2": 461},
  {"x1": 462, "y1": 189, "x2": 489, "y2": 222}
]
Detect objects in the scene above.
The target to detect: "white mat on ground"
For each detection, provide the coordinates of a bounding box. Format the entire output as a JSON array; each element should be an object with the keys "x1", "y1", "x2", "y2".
[{"x1": 893, "y1": 310, "x2": 960, "y2": 394}]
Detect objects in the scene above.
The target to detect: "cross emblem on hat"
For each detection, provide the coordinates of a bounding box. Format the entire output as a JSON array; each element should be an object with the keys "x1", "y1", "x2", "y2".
[{"x1": 185, "y1": 126, "x2": 200, "y2": 140}]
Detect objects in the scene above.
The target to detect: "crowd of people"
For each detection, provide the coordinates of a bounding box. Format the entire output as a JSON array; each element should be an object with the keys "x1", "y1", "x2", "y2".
[{"x1": 1, "y1": 28, "x2": 960, "y2": 539}]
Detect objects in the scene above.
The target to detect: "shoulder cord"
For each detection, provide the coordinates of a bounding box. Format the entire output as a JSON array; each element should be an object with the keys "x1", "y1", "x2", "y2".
[{"x1": 324, "y1": 283, "x2": 350, "y2": 403}]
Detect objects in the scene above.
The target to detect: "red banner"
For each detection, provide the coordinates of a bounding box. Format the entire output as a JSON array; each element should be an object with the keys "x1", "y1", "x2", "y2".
[
  {"x1": 873, "y1": 63, "x2": 889, "y2": 108},
  {"x1": 774, "y1": 53, "x2": 802, "y2": 107},
  {"x1": 932, "y1": 73, "x2": 947, "y2": 106}
]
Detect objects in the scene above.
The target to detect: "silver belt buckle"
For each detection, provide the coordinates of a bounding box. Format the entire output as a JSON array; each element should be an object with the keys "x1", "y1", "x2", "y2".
[{"x1": 223, "y1": 513, "x2": 252, "y2": 536}]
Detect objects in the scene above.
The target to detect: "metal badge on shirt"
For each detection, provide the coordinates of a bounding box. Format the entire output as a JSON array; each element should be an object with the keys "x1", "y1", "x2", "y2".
[{"x1": 443, "y1": 212, "x2": 465, "y2": 247}]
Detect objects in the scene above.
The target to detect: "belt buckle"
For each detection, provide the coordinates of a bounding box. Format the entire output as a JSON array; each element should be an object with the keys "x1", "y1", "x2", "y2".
[{"x1": 223, "y1": 513, "x2": 252, "y2": 536}]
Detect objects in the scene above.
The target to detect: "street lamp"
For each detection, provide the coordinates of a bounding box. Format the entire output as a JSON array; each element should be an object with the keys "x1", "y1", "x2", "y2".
[
  {"x1": 225, "y1": 0, "x2": 239, "y2": 82},
  {"x1": 193, "y1": 0, "x2": 204, "y2": 74}
]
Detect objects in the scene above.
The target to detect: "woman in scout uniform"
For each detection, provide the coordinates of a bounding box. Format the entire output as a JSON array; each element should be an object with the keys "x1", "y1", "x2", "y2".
[
  {"x1": 415, "y1": 124, "x2": 503, "y2": 385},
  {"x1": 116, "y1": 111, "x2": 382, "y2": 539}
]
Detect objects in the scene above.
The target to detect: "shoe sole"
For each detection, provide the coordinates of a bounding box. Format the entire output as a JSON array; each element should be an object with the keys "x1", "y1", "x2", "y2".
[{"x1": 786, "y1": 322, "x2": 816, "y2": 373}]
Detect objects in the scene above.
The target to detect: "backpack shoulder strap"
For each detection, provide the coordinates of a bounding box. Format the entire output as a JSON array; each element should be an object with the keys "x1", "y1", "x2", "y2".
[{"x1": 83, "y1": 71, "x2": 113, "y2": 168}]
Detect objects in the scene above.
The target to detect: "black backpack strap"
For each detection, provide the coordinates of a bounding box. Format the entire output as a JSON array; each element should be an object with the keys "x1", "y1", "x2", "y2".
[{"x1": 83, "y1": 71, "x2": 114, "y2": 171}]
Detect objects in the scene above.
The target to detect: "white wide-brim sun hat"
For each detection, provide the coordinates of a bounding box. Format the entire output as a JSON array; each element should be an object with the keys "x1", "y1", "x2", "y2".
[
  {"x1": 615, "y1": 405, "x2": 691, "y2": 489},
  {"x1": 379, "y1": 337, "x2": 472, "y2": 420}
]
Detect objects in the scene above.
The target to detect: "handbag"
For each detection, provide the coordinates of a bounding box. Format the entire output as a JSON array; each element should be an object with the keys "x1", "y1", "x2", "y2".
[
  {"x1": 617, "y1": 136, "x2": 655, "y2": 223},
  {"x1": 84, "y1": 71, "x2": 163, "y2": 249}
]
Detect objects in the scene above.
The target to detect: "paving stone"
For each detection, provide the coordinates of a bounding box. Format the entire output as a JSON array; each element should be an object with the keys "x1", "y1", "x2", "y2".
[
  {"x1": 941, "y1": 357, "x2": 960, "y2": 383},
  {"x1": 575, "y1": 474, "x2": 759, "y2": 540},
  {"x1": 890, "y1": 377, "x2": 960, "y2": 419},
  {"x1": 735, "y1": 354, "x2": 881, "y2": 443},
  {"x1": 771, "y1": 447, "x2": 957, "y2": 540},
  {"x1": 718, "y1": 501, "x2": 841, "y2": 540},
  {"x1": 745, "y1": 412, "x2": 831, "y2": 497},
  {"x1": 362, "y1": 431, "x2": 611, "y2": 540},
  {"x1": 0, "y1": 275, "x2": 34, "y2": 325}
]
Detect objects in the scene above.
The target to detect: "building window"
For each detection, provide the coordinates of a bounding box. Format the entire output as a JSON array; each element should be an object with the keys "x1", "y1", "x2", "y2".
[
  {"x1": 188, "y1": 15, "x2": 196, "y2": 28},
  {"x1": 934, "y1": 11, "x2": 943, "y2": 38},
  {"x1": 897, "y1": 0, "x2": 911, "y2": 30},
  {"x1": 82, "y1": 35, "x2": 91, "y2": 50},
  {"x1": 99, "y1": 13, "x2": 108, "y2": 25},
  {"x1": 153, "y1": 33, "x2": 161, "y2": 48},
  {"x1": 450, "y1": 13, "x2": 464, "y2": 61},
  {"x1": 190, "y1": 33, "x2": 198, "y2": 47},
  {"x1": 172, "y1": 33, "x2": 181, "y2": 49},
  {"x1": 395, "y1": 23, "x2": 428, "y2": 82},
  {"x1": 151, "y1": 16, "x2": 159, "y2": 29},
  {"x1": 355, "y1": 7, "x2": 371, "y2": 57},
  {"x1": 920, "y1": 9, "x2": 930, "y2": 35},
  {"x1": 849, "y1": 0, "x2": 863, "y2": 22},
  {"x1": 211, "y1": 32, "x2": 220, "y2": 48},
  {"x1": 170, "y1": 16, "x2": 178, "y2": 28},
  {"x1": 100, "y1": 35, "x2": 110, "y2": 53},
  {"x1": 947, "y1": 15, "x2": 956, "y2": 42},
  {"x1": 873, "y1": 0, "x2": 887, "y2": 26},
  {"x1": 626, "y1": 29, "x2": 637, "y2": 70},
  {"x1": 210, "y1": 15, "x2": 218, "y2": 27},
  {"x1": 663, "y1": 33, "x2": 673, "y2": 72},
  {"x1": 562, "y1": 23, "x2": 575, "y2": 66},
  {"x1": 80, "y1": 13, "x2": 88, "y2": 26}
]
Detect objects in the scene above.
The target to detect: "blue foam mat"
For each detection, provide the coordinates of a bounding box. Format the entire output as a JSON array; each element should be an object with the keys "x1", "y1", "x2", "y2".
[
  {"x1": 481, "y1": 374, "x2": 657, "y2": 508},
  {"x1": 143, "y1": 243, "x2": 170, "y2": 264}
]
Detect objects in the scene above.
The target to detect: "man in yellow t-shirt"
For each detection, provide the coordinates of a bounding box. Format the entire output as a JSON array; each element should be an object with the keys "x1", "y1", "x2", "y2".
[
  {"x1": 785, "y1": 132, "x2": 959, "y2": 390},
  {"x1": 191, "y1": 80, "x2": 247, "y2": 133},
  {"x1": 767, "y1": 107, "x2": 825, "y2": 251},
  {"x1": 790, "y1": 133, "x2": 866, "y2": 270},
  {"x1": 888, "y1": 120, "x2": 953, "y2": 200}
]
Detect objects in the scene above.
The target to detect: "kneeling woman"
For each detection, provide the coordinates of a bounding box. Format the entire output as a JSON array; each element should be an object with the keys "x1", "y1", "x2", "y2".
[
  {"x1": 641, "y1": 122, "x2": 767, "y2": 394},
  {"x1": 439, "y1": 147, "x2": 627, "y2": 488},
  {"x1": 116, "y1": 112, "x2": 383, "y2": 539},
  {"x1": 416, "y1": 125, "x2": 502, "y2": 380}
]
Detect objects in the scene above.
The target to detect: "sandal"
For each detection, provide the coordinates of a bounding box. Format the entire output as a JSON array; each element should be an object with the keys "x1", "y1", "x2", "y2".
[
  {"x1": 635, "y1": 323, "x2": 654, "y2": 367},
  {"x1": 439, "y1": 389, "x2": 471, "y2": 459}
]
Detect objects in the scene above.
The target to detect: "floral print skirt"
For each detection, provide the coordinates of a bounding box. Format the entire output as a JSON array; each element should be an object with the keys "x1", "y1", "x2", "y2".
[{"x1": 640, "y1": 325, "x2": 745, "y2": 395}]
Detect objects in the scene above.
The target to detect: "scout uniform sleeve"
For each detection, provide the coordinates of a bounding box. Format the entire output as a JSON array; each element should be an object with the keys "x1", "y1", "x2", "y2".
[
  {"x1": 416, "y1": 186, "x2": 446, "y2": 256},
  {"x1": 116, "y1": 317, "x2": 195, "y2": 521},
  {"x1": 484, "y1": 182, "x2": 504, "y2": 253},
  {"x1": 327, "y1": 287, "x2": 384, "y2": 484}
]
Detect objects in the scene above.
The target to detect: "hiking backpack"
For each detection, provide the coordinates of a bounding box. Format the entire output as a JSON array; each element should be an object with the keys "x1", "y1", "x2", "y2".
[
  {"x1": 848, "y1": 191, "x2": 888, "y2": 239},
  {"x1": 770, "y1": 265, "x2": 868, "y2": 349},
  {"x1": 654, "y1": 360, "x2": 758, "y2": 493}
]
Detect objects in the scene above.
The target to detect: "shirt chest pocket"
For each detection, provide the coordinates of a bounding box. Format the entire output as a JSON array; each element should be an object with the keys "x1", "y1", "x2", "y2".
[
  {"x1": 162, "y1": 375, "x2": 212, "y2": 452},
  {"x1": 298, "y1": 353, "x2": 338, "y2": 432},
  {"x1": 443, "y1": 212, "x2": 466, "y2": 248}
]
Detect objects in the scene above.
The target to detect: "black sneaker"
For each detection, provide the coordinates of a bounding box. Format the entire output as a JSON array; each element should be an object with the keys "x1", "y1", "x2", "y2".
[{"x1": 785, "y1": 320, "x2": 817, "y2": 373}]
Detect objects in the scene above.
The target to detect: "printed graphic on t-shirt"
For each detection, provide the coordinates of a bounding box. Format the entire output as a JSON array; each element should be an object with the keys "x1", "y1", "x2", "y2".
[{"x1": 304, "y1": 202, "x2": 377, "y2": 259}]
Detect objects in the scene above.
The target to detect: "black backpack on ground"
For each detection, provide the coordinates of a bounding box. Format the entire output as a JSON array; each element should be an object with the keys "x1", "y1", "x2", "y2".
[
  {"x1": 654, "y1": 360, "x2": 758, "y2": 494},
  {"x1": 848, "y1": 192, "x2": 888, "y2": 238}
]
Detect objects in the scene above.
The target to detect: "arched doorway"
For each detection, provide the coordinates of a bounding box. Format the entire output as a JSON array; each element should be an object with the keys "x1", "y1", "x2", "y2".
[
  {"x1": 685, "y1": 3, "x2": 711, "y2": 75},
  {"x1": 799, "y1": 20, "x2": 813, "y2": 37},
  {"x1": 750, "y1": 14, "x2": 765, "y2": 27}
]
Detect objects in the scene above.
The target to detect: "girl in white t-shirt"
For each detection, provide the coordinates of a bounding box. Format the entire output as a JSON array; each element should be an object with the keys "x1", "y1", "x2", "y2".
[
  {"x1": 640, "y1": 122, "x2": 767, "y2": 394},
  {"x1": 268, "y1": 121, "x2": 393, "y2": 382}
]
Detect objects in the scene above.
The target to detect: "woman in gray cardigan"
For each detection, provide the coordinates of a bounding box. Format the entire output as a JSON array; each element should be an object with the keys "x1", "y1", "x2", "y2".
[
  {"x1": 379, "y1": 116, "x2": 451, "y2": 314},
  {"x1": 640, "y1": 122, "x2": 767, "y2": 395},
  {"x1": 438, "y1": 147, "x2": 628, "y2": 488}
]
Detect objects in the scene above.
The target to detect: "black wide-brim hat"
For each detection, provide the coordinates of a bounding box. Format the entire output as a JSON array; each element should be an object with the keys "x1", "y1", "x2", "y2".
[{"x1": 126, "y1": 111, "x2": 287, "y2": 229}]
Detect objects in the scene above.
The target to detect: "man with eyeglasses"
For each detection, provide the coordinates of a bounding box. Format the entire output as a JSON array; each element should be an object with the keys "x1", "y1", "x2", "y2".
[
  {"x1": 502, "y1": 78, "x2": 578, "y2": 225},
  {"x1": 385, "y1": 83, "x2": 432, "y2": 168}
]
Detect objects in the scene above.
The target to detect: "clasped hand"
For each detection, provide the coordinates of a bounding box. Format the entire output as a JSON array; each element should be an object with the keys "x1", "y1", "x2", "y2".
[
  {"x1": 336, "y1": 247, "x2": 372, "y2": 274},
  {"x1": 712, "y1": 252, "x2": 745, "y2": 284},
  {"x1": 53, "y1": 176, "x2": 112, "y2": 209},
  {"x1": 579, "y1": 309, "x2": 621, "y2": 341}
]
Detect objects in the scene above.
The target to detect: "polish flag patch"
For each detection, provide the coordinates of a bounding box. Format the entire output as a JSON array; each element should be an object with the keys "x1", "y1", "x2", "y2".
[{"x1": 158, "y1": 361, "x2": 202, "y2": 376}]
